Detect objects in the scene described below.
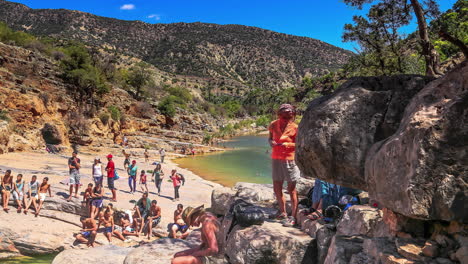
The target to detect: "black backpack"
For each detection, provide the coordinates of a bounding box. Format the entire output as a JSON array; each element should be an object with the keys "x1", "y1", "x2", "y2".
[{"x1": 230, "y1": 199, "x2": 265, "y2": 228}]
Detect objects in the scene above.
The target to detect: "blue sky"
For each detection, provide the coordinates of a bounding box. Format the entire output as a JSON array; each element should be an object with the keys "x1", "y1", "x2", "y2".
[{"x1": 9, "y1": 0, "x2": 458, "y2": 51}]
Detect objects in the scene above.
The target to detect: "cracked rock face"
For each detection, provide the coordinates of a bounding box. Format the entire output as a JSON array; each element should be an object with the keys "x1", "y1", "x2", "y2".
[
  {"x1": 297, "y1": 61, "x2": 467, "y2": 222},
  {"x1": 296, "y1": 75, "x2": 432, "y2": 190}
]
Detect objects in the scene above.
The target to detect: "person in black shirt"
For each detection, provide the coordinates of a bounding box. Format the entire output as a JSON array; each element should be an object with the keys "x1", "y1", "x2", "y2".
[{"x1": 66, "y1": 151, "x2": 81, "y2": 201}]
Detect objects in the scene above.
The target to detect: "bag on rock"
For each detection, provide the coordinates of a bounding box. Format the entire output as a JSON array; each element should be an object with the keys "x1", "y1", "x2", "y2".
[{"x1": 231, "y1": 199, "x2": 265, "y2": 227}]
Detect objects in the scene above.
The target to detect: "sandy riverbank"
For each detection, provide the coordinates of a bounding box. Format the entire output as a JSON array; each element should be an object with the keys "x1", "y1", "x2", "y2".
[{"x1": 0, "y1": 147, "x2": 223, "y2": 236}]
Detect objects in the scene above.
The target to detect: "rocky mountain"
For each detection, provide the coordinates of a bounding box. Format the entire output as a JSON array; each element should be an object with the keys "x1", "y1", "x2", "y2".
[{"x1": 0, "y1": 0, "x2": 353, "y2": 91}]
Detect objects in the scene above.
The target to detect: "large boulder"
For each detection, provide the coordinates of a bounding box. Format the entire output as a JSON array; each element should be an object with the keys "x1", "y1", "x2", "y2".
[
  {"x1": 296, "y1": 75, "x2": 432, "y2": 189},
  {"x1": 52, "y1": 245, "x2": 132, "y2": 264},
  {"x1": 366, "y1": 61, "x2": 468, "y2": 222},
  {"x1": 225, "y1": 221, "x2": 314, "y2": 264},
  {"x1": 211, "y1": 186, "x2": 237, "y2": 215}
]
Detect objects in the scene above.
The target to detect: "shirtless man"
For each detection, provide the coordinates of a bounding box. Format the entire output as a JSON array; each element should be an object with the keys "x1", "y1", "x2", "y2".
[
  {"x1": 35, "y1": 177, "x2": 53, "y2": 216},
  {"x1": 83, "y1": 183, "x2": 93, "y2": 214},
  {"x1": 102, "y1": 207, "x2": 125, "y2": 243},
  {"x1": 172, "y1": 206, "x2": 223, "y2": 264},
  {"x1": 143, "y1": 200, "x2": 161, "y2": 239},
  {"x1": 122, "y1": 210, "x2": 142, "y2": 237},
  {"x1": 170, "y1": 204, "x2": 189, "y2": 239},
  {"x1": 76, "y1": 216, "x2": 97, "y2": 247},
  {"x1": 1, "y1": 170, "x2": 14, "y2": 211}
]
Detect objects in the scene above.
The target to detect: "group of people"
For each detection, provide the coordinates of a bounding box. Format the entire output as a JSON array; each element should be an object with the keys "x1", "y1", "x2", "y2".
[
  {"x1": 1, "y1": 170, "x2": 53, "y2": 216},
  {"x1": 76, "y1": 192, "x2": 164, "y2": 247}
]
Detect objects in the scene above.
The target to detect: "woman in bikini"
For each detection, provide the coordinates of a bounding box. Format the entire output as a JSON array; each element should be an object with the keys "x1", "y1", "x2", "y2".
[{"x1": 1, "y1": 170, "x2": 14, "y2": 211}]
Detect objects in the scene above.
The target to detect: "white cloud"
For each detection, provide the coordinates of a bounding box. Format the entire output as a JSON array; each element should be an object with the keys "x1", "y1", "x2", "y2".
[
  {"x1": 147, "y1": 14, "x2": 161, "y2": 20},
  {"x1": 120, "y1": 4, "x2": 135, "y2": 10}
]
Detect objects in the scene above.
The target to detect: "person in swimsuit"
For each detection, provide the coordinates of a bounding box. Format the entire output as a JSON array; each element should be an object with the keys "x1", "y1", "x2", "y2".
[
  {"x1": 122, "y1": 211, "x2": 141, "y2": 237},
  {"x1": 139, "y1": 170, "x2": 148, "y2": 193},
  {"x1": 172, "y1": 205, "x2": 223, "y2": 264},
  {"x1": 24, "y1": 175, "x2": 40, "y2": 215},
  {"x1": 75, "y1": 216, "x2": 97, "y2": 247},
  {"x1": 143, "y1": 200, "x2": 161, "y2": 239},
  {"x1": 35, "y1": 177, "x2": 53, "y2": 217},
  {"x1": 1, "y1": 170, "x2": 14, "y2": 211},
  {"x1": 102, "y1": 207, "x2": 125, "y2": 243},
  {"x1": 170, "y1": 204, "x2": 189, "y2": 239},
  {"x1": 90, "y1": 184, "x2": 104, "y2": 219},
  {"x1": 12, "y1": 174, "x2": 25, "y2": 213}
]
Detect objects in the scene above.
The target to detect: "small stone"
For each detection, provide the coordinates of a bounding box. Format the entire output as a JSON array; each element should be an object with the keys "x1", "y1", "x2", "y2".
[
  {"x1": 422, "y1": 240, "x2": 439, "y2": 258},
  {"x1": 396, "y1": 232, "x2": 413, "y2": 239}
]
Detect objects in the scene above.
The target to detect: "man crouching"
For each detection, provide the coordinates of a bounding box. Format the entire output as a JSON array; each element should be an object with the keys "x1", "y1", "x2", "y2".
[
  {"x1": 75, "y1": 216, "x2": 97, "y2": 247},
  {"x1": 172, "y1": 205, "x2": 223, "y2": 264}
]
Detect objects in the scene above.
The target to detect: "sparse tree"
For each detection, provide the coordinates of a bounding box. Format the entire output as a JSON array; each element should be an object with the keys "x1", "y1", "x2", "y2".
[
  {"x1": 127, "y1": 62, "x2": 153, "y2": 99},
  {"x1": 344, "y1": 0, "x2": 442, "y2": 77}
]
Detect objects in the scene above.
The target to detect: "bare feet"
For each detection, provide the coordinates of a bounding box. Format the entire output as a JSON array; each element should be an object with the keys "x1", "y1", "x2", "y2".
[{"x1": 24, "y1": 209, "x2": 28, "y2": 215}]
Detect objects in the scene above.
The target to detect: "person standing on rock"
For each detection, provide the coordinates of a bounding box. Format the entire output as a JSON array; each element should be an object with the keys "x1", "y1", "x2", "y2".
[
  {"x1": 66, "y1": 151, "x2": 81, "y2": 202},
  {"x1": 153, "y1": 163, "x2": 164, "y2": 195},
  {"x1": 170, "y1": 169, "x2": 182, "y2": 201},
  {"x1": 159, "y1": 148, "x2": 166, "y2": 163},
  {"x1": 172, "y1": 205, "x2": 223, "y2": 264},
  {"x1": 12, "y1": 173, "x2": 25, "y2": 213},
  {"x1": 92, "y1": 157, "x2": 104, "y2": 186},
  {"x1": 268, "y1": 104, "x2": 300, "y2": 227},
  {"x1": 1, "y1": 170, "x2": 14, "y2": 212},
  {"x1": 106, "y1": 154, "x2": 117, "y2": 202},
  {"x1": 127, "y1": 160, "x2": 138, "y2": 194},
  {"x1": 144, "y1": 149, "x2": 149, "y2": 163}
]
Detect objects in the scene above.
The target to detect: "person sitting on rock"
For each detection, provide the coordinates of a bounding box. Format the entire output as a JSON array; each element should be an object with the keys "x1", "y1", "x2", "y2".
[
  {"x1": 76, "y1": 216, "x2": 97, "y2": 247},
  {"x1": 90, "y1": 183, "x2": 105, "y2": 219},
  {"x1": 268, "y1": 104, "x2": 300, "y2": 227},
  {"x1": 136, "y1": 192, "x2": 151, "y2": 220},
  {"x1": 169, "y1": 204, "x2": 189, "y2": 239},
  {"x1": 172, "y1": 205, "x2": 223, "y2": 264},
  {"x1": 12, "y1": 174, "x2": 25, "y2": 213},
  {"x1": 143, "y1": 200, "x2": 161, "y2": 240},
  {"x1": 1, "y1": 169, "x2": 13, "y2": 212},
  {"x1": 122, "y1": 210, "x2": 142, "y2": 237},
  {"x1": 102, "y1": 206, "x2": 125, "y2": 243},
  {"x1": 24, "y1": 175, "x2": 39, "y2": 215},
  {"x1": 35, "y1": 177, "x2": 53, "y2": 217}
]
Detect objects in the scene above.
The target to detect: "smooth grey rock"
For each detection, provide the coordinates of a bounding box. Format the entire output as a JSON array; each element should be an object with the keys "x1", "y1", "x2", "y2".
[
  {"x1": 337, "y1": 205, "x2": 392, "y2": 238},
  {"x1": 211, "y1": 186, "x2": 237, "y2": 215},
  {"x1": 233, "y1": 182, "x2": 275, "y2": 204},
  {"x1": 52, "y1": 245, "x2": 132, "y2": 264}
]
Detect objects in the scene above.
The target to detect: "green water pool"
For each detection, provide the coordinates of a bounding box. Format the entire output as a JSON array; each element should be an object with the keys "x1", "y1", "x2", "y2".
[
  {"x1": 175, "y1": 135, "x2": 273, "y2": 187},
  {"x1": 2, "y1": 254, "x2": 56, "y2": 264}
]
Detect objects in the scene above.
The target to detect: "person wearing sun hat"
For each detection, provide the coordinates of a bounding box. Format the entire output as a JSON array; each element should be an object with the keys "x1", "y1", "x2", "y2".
[{"x1": 172, "y1": 205, "x2": 224, "y2": 264}]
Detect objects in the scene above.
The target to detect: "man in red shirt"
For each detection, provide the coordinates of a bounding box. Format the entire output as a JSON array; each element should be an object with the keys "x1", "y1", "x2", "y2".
[
  {"x1": 106, "y1": 154, "x2": 117, "y2": 202},
  {"x1": 268, "y1": 104, "x2": 300, "y2": 227}
]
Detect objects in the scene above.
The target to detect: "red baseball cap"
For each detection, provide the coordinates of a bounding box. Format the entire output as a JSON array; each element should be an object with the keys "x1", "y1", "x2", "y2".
[
  {"x1": 107, "y1": 154, "x2": 113, "y2": 158},
  {"x1": 132, "y1": 160, "x2": 136, "y2": 163}
]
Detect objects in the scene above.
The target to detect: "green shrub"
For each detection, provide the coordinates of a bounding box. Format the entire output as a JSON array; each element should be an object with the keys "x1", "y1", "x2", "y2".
[
  {"x1": 0, "y1": 110, "x2": 10, "y2": 122},
  {"x1": 256, "y1": 115, "x2": 272, "y2": 127},
  {"x1": 108, "y1": 106, "x2": 121, "y2": 121},
  {"x1": 158, "y1": 96, "x2": 177, "y2": 117}
]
